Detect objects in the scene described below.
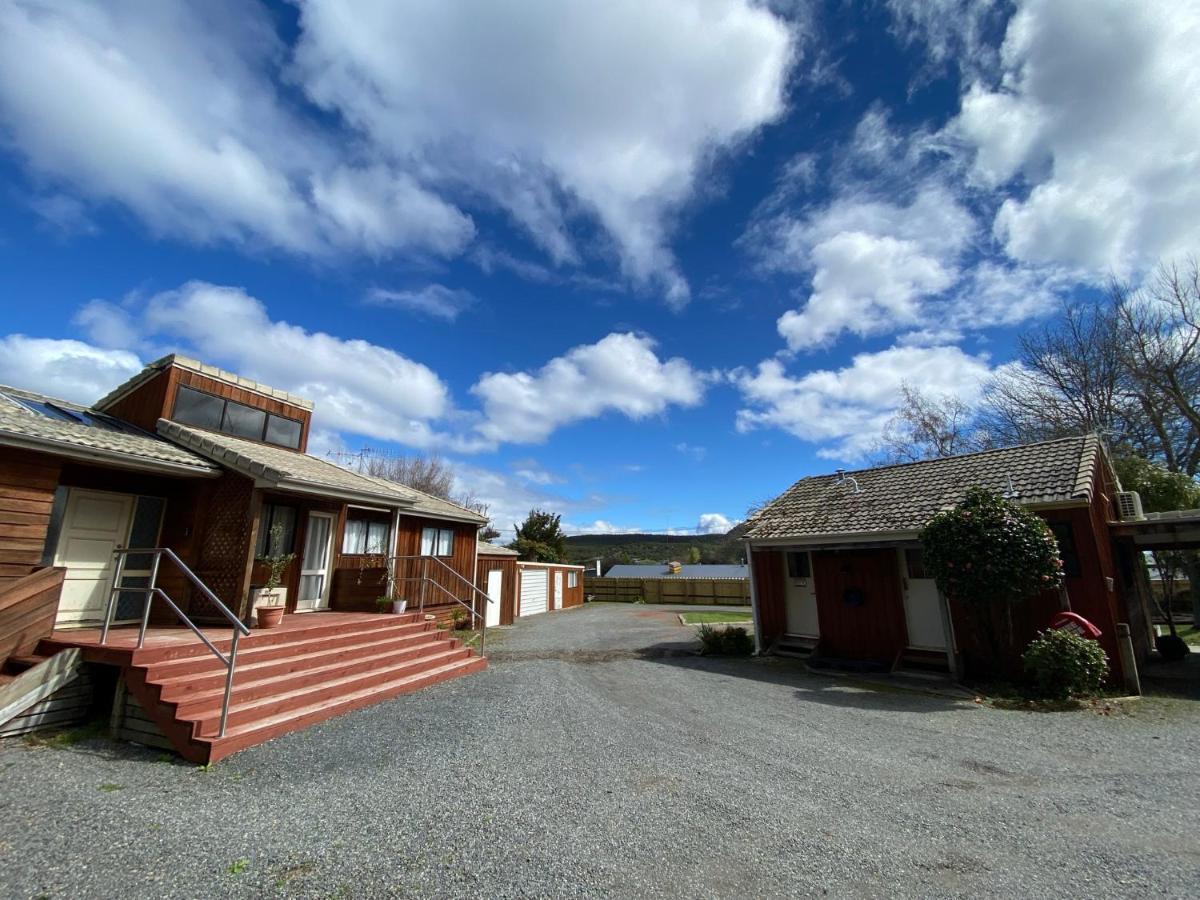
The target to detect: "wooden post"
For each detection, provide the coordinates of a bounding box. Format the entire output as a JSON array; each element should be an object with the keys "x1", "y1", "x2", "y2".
[{"x1": 1116, "y1": 623, "x2": 1141, "y2": 696}]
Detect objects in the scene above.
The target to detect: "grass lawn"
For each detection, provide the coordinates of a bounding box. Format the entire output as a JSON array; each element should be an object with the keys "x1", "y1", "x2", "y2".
[
  {"x1": 1173, "y1": 623, "x2": 1200, "y2": 645},
  {"x1": 679, "y1": 611, "x2": 753, "y2": 626}
]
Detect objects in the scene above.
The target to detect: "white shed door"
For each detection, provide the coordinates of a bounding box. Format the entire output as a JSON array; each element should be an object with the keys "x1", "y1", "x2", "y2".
[
  {"x1": 485, "y1": 569, "x2": 502, "y2": 627},
  {"x1": 519, "y1": 569, "x2": 548, "y2": 617},
  {"x1": 553, "y1": 570, "x2": 563, "y2": 610},
  {"x1": 53, "y1": 488, "x2": 135, "y2": 627},
  {"x1": 900, "y1": 549, "x2": 947, "y2": 650}
]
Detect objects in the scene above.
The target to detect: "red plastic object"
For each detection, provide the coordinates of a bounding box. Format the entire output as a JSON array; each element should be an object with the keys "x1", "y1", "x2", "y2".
[{"x1": 1049, "y1": 611, "x2": 1102, "y2": 640}]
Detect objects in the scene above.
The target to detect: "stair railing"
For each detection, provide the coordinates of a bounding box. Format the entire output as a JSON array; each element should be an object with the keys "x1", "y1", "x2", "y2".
[
  {"x1": 100, "y1": 547, "x2": 250, "y2": 738},
  {"x1": 386, "y1": 555, "x2": 496, "y2": 657}
]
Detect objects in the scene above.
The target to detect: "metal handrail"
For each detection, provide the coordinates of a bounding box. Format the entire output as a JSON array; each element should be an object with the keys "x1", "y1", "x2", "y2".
[
  {"x1": 387, "y1": 555, "x2": 495, "y2": 656},
  {"x1": 100, "y1": 548, "x2": 250, "y2": 738}
]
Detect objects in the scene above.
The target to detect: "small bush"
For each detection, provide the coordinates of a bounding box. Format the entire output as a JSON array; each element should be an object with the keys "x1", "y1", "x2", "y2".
[
  {"x1": 697, "y1": 625, "x2": 754, "y2": 656},
  {"x1": 1022, "y1": 629, "x2": 1108, "y2": 700}
]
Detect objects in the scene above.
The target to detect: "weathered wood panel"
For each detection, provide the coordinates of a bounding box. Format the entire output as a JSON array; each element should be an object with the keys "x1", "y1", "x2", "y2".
[
  {"x1": 811, "y1": 548, "x2": 907, "y2": 663},
  {"x1": 0, "y1": 566, "x2": 65, "y2": 665},
  {"x1": 584, "y1": 576, "x2": 750, "y2": 606},
  {"x1": 111, "y1": 679, "x2": 173, "y2": 750},
  {"x1": 0, "y1": 449, "x2": 60, "y2": 583},
  {"x1": 750, "y1": 550, "x2": 786, "y2": 644},
  {"x1": 0, "y1": 661, "x2": 93, "y2": 738},
  {"x1": 394, "y1": 517, "x2": 479, "y2": 608},
  {"x1": 101, "y1": 365, "x2": 176, "y2": 433}
]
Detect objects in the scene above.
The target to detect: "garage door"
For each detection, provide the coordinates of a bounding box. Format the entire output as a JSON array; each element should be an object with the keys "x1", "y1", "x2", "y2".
[{"x1": 519, "y1": 568, "x2": 548, "y2": 617}]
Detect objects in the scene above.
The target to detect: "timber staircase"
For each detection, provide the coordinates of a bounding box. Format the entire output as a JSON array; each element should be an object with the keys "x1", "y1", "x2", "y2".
[{"x1": 41, "y1": 613, "x2": 485, "y2": 764}]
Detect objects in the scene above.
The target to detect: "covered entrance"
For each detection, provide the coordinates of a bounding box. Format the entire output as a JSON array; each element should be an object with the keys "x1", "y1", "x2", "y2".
[{"x1": 811, "y1": 548, "x2": 907, "y2": 663}]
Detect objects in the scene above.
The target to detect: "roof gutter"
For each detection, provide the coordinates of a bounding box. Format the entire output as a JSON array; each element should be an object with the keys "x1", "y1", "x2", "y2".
[{"x1": 0, "y1": 432, "x2": 219, "y2": 478}]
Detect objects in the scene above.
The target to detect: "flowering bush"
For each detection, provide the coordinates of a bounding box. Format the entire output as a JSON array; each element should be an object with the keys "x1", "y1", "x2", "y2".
[
  {"x1": 920, "y1": 487, "x2": 1064, "y2": 677},
  {"x1": 1022, "y1": 628, "x2": 1108, "y2": 700},
  {"x1": 920, "y1": 487, "x2": 1063, "y2": 607}
]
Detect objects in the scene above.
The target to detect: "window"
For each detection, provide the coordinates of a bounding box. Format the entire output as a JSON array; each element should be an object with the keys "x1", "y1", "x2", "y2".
[
  {"x1": 265, "y1": 414, "x2": 302, "y2": 449},
  {"x1": 172, "y1": 386, "x2": 304, "y2": 449},
  {"x1": 256, "y1": 504, "x2": 297, "y2": 557},
  {"x1": 1048, "y1": 521, "x2": 1082, "y2": 577},
  {"x1": 568, "y1": 571, "x2": 578, "y2": 589},
  {"x1": 173, "y1": 386, "x2": 224, "y2": 430},
  {"x1": 786, "y1": 551, "x2": 811, "y2": 579},
  {"x1": 342, "y1": 517, "x2": 390, "y2": 555},
  {"x1": 905, "y1": 549, "x2": 927, "y2": 579},
  {"x1": 420, "y1": 526, "x2": 455, "y2": 556}
]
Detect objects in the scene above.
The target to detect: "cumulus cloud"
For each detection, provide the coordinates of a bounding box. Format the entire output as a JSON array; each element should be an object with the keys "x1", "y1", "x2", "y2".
[
  {"x1": 365, "y1": 285, "x2": 477, "y2": 322},
  {"x1": 697, "y1": 513, "x2": 737, "y2": 534},
  {"x1": 0, "y1": 336, "x2": 141, "y2": 404},
  {"x1": 952, "y1": 0, "x2": 1200, "y2": 276},
  {"x1": 0, "y1": 1, "x2": 472, "y2": 260},
  {"x1": 0, "y1": 0, "x2": 796, "y2": 302},
  {"x1": 472, "y1": 333, "x2": 711, "y2": 444},
  {"x1": 734, "y1": 344, "x2": 995, "y2": 459}
]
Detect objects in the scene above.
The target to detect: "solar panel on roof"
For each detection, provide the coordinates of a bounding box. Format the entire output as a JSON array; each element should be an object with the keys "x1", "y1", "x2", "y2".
[{"x1": 1, "y1": 391, "x2": 148, "y2": 435}]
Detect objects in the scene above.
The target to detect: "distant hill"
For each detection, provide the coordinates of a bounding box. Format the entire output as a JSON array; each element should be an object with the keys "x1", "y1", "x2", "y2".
[{"x1": 563, "y1": 531, "x2": 745, "y2": 568}]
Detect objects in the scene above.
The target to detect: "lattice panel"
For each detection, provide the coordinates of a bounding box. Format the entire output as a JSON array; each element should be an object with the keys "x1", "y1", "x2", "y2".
[{"x1": 193, "y1": 474, "x2": 256, "y2": 616}]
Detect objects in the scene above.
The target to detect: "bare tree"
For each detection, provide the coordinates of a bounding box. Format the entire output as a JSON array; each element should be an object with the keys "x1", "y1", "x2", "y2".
[
  {"x1": 353, "y1": 452, "x2": 456, "y2": 498},
  {"x1": 874, "y1": 384, "x2": 992, "y2": 463}
]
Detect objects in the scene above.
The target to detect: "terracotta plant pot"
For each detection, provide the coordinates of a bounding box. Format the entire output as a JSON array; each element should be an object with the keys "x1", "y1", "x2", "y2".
[{"x1": 256, "y1": 605, "x2": 286, "y2": 629}]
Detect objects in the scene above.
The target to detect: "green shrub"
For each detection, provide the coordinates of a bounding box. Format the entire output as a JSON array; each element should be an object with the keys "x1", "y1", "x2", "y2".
[
  {"x1": 1021, "y1": 629, "x2": 1108, "y2": 700},
  {"x1": 697, "y1": 625, "x2": 754, "y2": 656}
]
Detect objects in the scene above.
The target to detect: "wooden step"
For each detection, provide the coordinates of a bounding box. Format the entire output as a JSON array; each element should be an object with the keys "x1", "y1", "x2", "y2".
[
  {"x1": 183, "y1": 646, "x2": 475, "y2": 736},
  {"x1": 197, "y1": 656, "x2": 488, "y2": 762},
  {"x1": 153, "y1": 631, "x2": 453, "y2": 698},
  {"x1": 143, "y1": 621, "x2": 437, "y2": 681},
  {"x1": 167, "y1": 639, "x2": 463, "y2": 716}
]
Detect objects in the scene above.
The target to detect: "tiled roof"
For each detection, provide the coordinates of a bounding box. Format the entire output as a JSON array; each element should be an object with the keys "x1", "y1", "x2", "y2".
[
  {"x1": 604, "y1": 564, "x2": 749, "y2": 579},
  {"x1": 478, "y1": 542, "x2": 519, "y2": 556},
  {"x1": 95, "y1": 354, "x2": 314, "y2": 411},
  {"x1": 745, "y1": 434, "x2": 1104, "y2": 542},
  {"x1": 355, "y1": 473, "x2": 488, "y2": 525},
  {"x1": 0, "y1": 385, "x2": 218, "y2": 474},
  {"x1": 158, "y1": 420, "x2": 418, "y2": 505}
]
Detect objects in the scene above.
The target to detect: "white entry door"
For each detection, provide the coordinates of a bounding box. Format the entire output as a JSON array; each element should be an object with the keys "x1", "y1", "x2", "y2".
[
  {"x1": 782, "y1": 551, "x2": 820, "y2": 638},
  {"x1": 53, "y1": 488, "x2": 135, "y2": 627},
  {"x1": 553, "y1": 570, "x2": 563, "y2": 611},
  {"x1": 295, "y1": 512, "x2": 335, "y2": 611},
  {"x1": 519, "y1": 568, "x2": 548, "y2": 617},
  {"x1": 899, "y1": 549, "x2": 948, "y2": 650},
  {"x1": 485, "y1": 569, "x2": 503, "y2": 627}
]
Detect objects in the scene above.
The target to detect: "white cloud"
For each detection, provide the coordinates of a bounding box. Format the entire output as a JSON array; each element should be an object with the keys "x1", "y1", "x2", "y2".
[
  {"x1": 0, "y1": 0, "x2": 796, "y2": 302},
  {"x1": 0, "y1": 1, "x2": 473, "y2": 260},
  {"x1": 510, "y1": 459, "x2": 564, "y2": 487},
  {"x1": 291, "y1": 0, "x2": 795, "y2": 304},
  {"x1": 472, "y1": 333, "x2": 711, "y2": 444},
  {"x1": 697, "y1": 513, "x2": 737, "y2": 534},
  {"x1": 365, "y1": 285, "x2": 477, "y2": 322},
  {"x1": 734, "y1": 344, "x2": 995, "y2": 459},
  {"x1": 0, "y1": 336, "x2": 141, "y2": 405},
  {"x1": 674, "y1": 442, "x2": 708, "y2": 462},
  {"x1": 562, "y1": 519, "x2": 637, "y2": 537},
  {"x1": 752, "y1": 182, "x2": 976, "y2": 350},
  {"x1": 953, "y1": 0, "x2": 1200, "y2": 276}
]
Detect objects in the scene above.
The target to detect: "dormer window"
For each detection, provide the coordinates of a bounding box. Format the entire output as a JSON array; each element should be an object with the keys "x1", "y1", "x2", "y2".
[{"x1": 172, "y1": 385, "x2": 303, "y2": 449}]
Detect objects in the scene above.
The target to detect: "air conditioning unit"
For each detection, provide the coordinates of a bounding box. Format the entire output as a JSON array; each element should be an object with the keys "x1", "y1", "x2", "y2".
[{"x1": 1117, "y1": 491, "x2": 1145, "y2": 521}]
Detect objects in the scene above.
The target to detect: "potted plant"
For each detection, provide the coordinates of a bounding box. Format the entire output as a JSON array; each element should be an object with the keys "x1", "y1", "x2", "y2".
[
  {"x1": 450, "y1": 607, "x2": 470, "y2": 631},
  {"x1": 375, "y1": 595, "x2": 408, "y2": 614},
  {"x1": 253, "y1": 523, "x2": 296, "y2": 629}
]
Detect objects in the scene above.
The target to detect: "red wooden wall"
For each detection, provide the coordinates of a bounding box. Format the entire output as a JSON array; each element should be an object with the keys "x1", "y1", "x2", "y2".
[{"x1": 811, "y1": 549, "x2": 908, "y2": 662}]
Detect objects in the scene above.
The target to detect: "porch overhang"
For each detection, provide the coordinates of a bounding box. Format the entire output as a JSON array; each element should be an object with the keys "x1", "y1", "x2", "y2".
[{"x1": 1109, "y1": 509, "x2": 1200, "y2": 549}]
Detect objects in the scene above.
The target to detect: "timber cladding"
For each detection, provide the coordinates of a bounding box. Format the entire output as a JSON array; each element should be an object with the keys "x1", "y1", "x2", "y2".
[
  {"x1": 811, "y1": 549, "x2": 908, "y2": 662},
  {"x1": 0, "y1": 566, "x2": 65, "y2": 665},
  {"x1": 194, "y1": 473, "x2": 258, "y2": 618},
  {"x1": 476, "y1": 555, "x2": 518, "y2": 625},
  {"x1": 0, "y1": 448, "x2": 61, "y2": 583},
  {"x1": 585, "y1": 576, "x2": 750, "y2": 606}
]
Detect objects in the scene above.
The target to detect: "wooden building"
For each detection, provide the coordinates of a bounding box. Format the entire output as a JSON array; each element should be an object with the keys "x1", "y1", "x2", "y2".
[
  {"x1": 0, "y1": 355, "x2": 490, "y2": 761},
  {"x1": 516, "y1": 561, "x2": 586, "y2": 617},
  {"x1": 743, "y1": 435, "x2": 1150, "y2": 683}
]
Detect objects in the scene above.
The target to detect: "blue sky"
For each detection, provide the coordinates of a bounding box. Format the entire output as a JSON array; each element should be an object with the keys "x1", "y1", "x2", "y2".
[{"x1": 0, "y1": 1, "x2": 1196, "y2": 538}]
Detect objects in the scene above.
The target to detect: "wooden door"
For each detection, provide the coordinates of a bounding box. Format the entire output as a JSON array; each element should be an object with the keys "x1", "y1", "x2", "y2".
[
  {"x1": 553, "y1": 570, "x2": 563, "y2": 611},
  {"x1": 898, "y1": 549, "x2": 948, "y2": 650},
  {"x1": 485, "y1": 569, "x2": 502, "y2": 627},
  {"x1": 812, "y1": 549, "x2": 907, "y2": 662},
  {"x1": 782, "y1": 551, "x2": 819, "y2": 638},
  {"x1": 53, "y1": 488, "x2": 135, "y2": 627}
]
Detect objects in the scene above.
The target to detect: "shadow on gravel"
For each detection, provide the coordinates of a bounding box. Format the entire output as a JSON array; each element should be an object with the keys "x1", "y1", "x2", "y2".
[{"x1": 637, "y1": 649, "x2": 973, "y2": 713}]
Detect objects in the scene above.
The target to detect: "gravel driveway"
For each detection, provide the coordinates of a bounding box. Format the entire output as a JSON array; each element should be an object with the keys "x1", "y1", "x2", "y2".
[{"x1": 2, "y1": 602, "x2": 1198, "y2": 899}]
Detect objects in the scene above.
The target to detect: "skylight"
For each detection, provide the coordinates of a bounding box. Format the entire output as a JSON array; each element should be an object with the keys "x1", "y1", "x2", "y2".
[{"x1": 1, "y1": 391, "x2": 148, "y2": 435}]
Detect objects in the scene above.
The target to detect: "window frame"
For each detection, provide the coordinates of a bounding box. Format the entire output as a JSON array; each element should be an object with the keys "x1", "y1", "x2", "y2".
[
  {"x1": 256, "y1": 503, "x2": 298, "y2": 558},
  {"x1": 420, "y1": 526, "x2": 455, "y2": 557},
  {"x1": 342, "y1": 515, "x2": 391, "y2": 555},
  {"x1": 786, "y1": 551, "x2": 811, "y2": 579},
  {"x1": 172, "y1": 385, "x2": 304, "y2": 450},
  {"x1": 567, "y1": 571, "x2": 578, "y2": 589}
]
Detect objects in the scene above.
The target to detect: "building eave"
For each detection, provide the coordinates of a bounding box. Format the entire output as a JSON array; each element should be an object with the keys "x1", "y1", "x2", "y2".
[{"x1": 0, "y1": 431, "x2": 220, "y2": 478}]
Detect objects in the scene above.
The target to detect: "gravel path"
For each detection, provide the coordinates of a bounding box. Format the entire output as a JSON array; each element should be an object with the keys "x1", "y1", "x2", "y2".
[{"x1": 1, "y1": 602, "x2": 1198, "y2": 899}]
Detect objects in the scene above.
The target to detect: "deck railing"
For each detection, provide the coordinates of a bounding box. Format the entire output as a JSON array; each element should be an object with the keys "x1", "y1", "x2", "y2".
[
  {"x1": 101, "y1": 547, "x2": 249, "y2": 738},
  {"x1": 386, "y1": 555, "x2": 495, "y2": 657}
]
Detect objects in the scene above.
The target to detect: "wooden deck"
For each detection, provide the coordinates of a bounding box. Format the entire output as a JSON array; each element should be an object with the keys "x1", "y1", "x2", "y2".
[{"x1": 38, "y1": 610, "x2": 486, "y2": 763}]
